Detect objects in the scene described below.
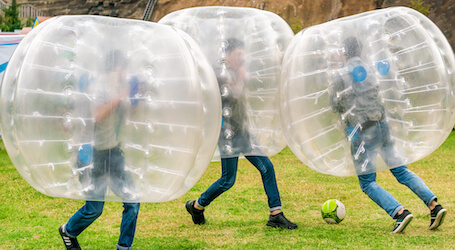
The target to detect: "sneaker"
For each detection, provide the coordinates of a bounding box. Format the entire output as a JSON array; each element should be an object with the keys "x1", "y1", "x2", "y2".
[
  {"x1": 391, "y1": 209, "x2": 413, "y2": 233},
  {"x1": 266, "y1": 212, "x2": 298, "y2": 229},
  {"x1": 185, "y1": 200, "x2": 206, "y2": 225},
  {"x1": 429, "y1": 204, "x2": 447, "y2": 230},
  {"x1": 59, "y1": 225, "x2": 81, "y2": 250}
]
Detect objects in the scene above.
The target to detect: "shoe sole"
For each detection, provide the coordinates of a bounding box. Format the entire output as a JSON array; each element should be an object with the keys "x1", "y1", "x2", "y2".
[
  {"x1": 391, "y1": 214, "x2": 413, "y2": 234},
  {"x1": 266, "y1": 221, "x2": 297, "y2": 229},
  {"x1": 266, "y1": 221, "x2": 279, "y2": 228},
  {"x1": 429, "y1": 209, "x2": 447, "y2": 230}
]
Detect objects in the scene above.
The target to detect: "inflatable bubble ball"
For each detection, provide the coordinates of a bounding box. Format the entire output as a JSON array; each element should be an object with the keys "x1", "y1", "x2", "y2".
[
  {"x1": 280, "y1": 7, "x2": 455, "y2": 176},
  {"x1": 0, "y1": 15, "x2": 221, "y2": 202},
  {"x1": 159, "y1": 6, "x2": 294, "y2": 159}
]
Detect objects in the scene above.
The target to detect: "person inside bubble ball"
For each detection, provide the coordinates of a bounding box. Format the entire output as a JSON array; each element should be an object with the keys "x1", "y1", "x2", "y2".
[
  {"x1": 330, "y1": 36, "x2": 446, "y2": 233},
  {"x1": 59, "y1": 50, "x2": 141, "y2": 250},
  {"x1": 185, "y1": 38, "x2": 297, "y2": 229}
]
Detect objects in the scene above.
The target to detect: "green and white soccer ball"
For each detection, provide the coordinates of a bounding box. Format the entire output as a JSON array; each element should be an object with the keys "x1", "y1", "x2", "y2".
[{"x1": 321, "y1": 199, "x2": 346, "y2": 224}]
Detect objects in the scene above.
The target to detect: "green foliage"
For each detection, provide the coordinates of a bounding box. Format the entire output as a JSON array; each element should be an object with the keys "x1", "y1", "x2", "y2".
[
  {"x1": 410, "y1": 0, "x2": 431, "y2": 16},
  {"x1": 25, "y1": 17, "x2": 33, "y2": 27},
  {"x1": 290, "y1": 19, "x2": 303, "y2": 34},
  {"x1": 0, "y1": 0, "x2": 22, "y2": 32},
  {"x1": 0, "y1": 133, "x2": 455, "y2": 248}
]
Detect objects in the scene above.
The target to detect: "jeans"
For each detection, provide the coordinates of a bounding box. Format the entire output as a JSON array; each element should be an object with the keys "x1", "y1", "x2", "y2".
[
  {"x1": 351, "y1": 120, "x2": 436, "y2": 218},
  {"x1": 197, "y1": 156, "x2": 282, "y2": 212},
  {"x1": 66, "y1": 145, "x2": 140, "y2": 249},
  {"x1": 358, "y1": 166, "x2": 436, "y2": 218},
  {"x1": 86, "y1": 145, "x2": 137, "y2": 201},
  {"x1": 65, "y1": 201, "x2": 140, "y2": 249}
]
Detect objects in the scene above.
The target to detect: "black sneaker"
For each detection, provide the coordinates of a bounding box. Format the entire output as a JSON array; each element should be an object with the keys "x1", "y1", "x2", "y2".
[
  {"x1": 266, "y1": 212, "x2": 298, "y2": 229},
  {"x1": 185, "y1": 200, "x2": 206, "y2": 225},
  {"x1": 429, "y1": 204, "x2": 447, "y2": 230},
  {"x1": 391, "y1": 209, "x2": 413, "y2": 233},
  {"x1": 59, "y1": 225, "x2": 81, "y2": 250}
]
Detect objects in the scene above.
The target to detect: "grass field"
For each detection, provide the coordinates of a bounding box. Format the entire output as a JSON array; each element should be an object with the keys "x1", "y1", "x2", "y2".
[{"x1": 0, "y1": 132, "x2": 454, "y2": 249}]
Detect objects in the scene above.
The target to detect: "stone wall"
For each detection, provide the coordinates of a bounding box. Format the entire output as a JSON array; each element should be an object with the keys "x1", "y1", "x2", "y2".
[
  {"x1": 13, "y1": 0, "x2": 145, "y2": 17},
  {"x1": 9, "y1": 0, "x2": 455, "y2": 49}
]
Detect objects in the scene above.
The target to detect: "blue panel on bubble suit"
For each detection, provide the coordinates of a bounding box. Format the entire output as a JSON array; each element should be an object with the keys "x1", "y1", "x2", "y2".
[
  {"x1": 352, "y1": 66, "x2": 367, "y2": 82},
  {"x1": 0, "y1": 15, "x2": 221, "y2": 202},
  {"x1": 159, "y1": 7, "x2": 294, "y2": 160},
  {"x1": 129, "y1": 76, "x2": 140, "y2": 106},
  {"x1": 78, "y1": 144, "x2": 93, "y2": 164},
  {"x1": 377, "y1": 60, "x2": 390, "y2": 76},
  {"x1": 280, "y1": 7, "x2": 455, "y2": 176}
]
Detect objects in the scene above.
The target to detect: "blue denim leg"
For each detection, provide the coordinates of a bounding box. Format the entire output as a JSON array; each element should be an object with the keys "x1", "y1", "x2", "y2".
[
  {"x1": 358, "y1": 173, "x2": 403, "y2": 218},
  {"x1": 65, "y1": 201, "x2": 104, "y2": 237},
  {"x1": 378, "y1": 121, "x2": 407, "y2": 167},
  {"x1": 352, "y1": 122, "x2": 403, "y2": 218},
  {"x1": 197, "y1": 157, "x2": 238, "y2": 207},
  {"x1": 245, "y1": 156, "x2": 282, "y2": 211},
  {"x1": 117, "y1": 202, "x2": 140, "y2": 250},
  {"x1": 109, "y1": 146, "x2": 137, "y2": 202},
  {"x1": 390, "y1": 166, "x2": 437, "y2": 207}
]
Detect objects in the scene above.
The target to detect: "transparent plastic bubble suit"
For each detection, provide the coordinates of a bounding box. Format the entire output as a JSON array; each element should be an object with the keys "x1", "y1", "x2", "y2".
[
  {"x1": 280, "y1": 7, "x2": 455, "y2": 176},
  {"x1": 160, "y1": 7, "x2": 294, "y2": 159},
  {"x1": 0, "y1": 15, "x2": 222, "y2": 202}
]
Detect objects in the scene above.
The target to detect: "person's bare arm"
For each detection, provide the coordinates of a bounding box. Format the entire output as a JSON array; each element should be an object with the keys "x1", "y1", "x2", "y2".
[{"x1": 93, "y1": 87, "x2": 128, "y2": 122}]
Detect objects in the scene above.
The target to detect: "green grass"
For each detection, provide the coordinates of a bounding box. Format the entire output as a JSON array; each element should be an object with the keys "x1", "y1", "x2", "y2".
[{"x1": 1, "y1": 133, "x2": 455, "y2": 249}]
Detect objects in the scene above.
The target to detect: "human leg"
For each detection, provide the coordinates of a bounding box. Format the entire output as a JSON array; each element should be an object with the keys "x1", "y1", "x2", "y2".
[
  {"x1": 59, "y1": 147, "x2": 107, "y2": 249},
  {"x1": 65, "y1": 201, "x2": 105, "y2": 237},
  {"x1": 109, "y1": 146, "x2": 137, "y2": 202},
  {"x1": 352, "y1": 124, "x2": 404, "y2": 218},
  {"x1": 350, "y1": 122, "x2": 415, "y2": 232},
  {"x1": 99, "y1": 146, "x2": 141, "y2": 248},
  {"x1": 117, "y1": 202, "x2": 140, "y2": 250},
  {"x1": 379, "y1": 123, "x2": 437, "y2": 206},
  {"x1": 59, "y1": 200, "x2": 105, "y2": 249},
  {"x1": 186, "y1": 157, "x2": 238, "y2": 225},
  {"x1": 357, "y1": 173, "x2": 403, "y2": 218},
  {"x1": 389, "y1": 166, "x2": 437, "y2": 207},
  {"x1": 244, "y1": 156, "x2": 296, "y2": 229},
  {"x1": 389, "y1": 166, "x2": 447, "y2": 229},
  {"x1": 196, "y1": 157, "x2": 239, "y2": 207},
  {"x1": 358, "y1": 173, "x2": 414, "y2": 233},
  {"x1": 245, "y1": 155, "x2": 281, "y2": 212}
]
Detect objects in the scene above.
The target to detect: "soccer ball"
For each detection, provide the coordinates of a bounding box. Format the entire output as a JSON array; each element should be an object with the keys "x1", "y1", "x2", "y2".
[{"x1": 321, "y1": 199, "x2": 346, "y2": 224}]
